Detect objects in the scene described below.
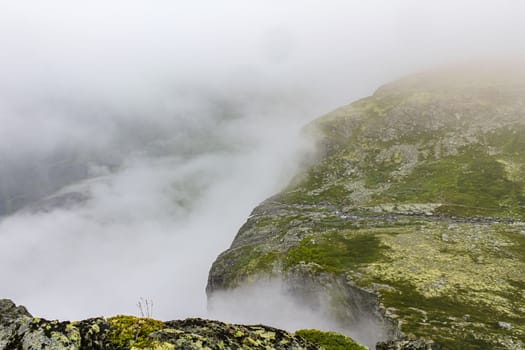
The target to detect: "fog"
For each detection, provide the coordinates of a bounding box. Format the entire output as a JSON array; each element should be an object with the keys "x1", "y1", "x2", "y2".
[
  {"x1": 208, "y1": 279, "x2": 389, "y2": 348},
  {"x1": 0, "y1": 0, "x2": 524, "y2": 340}
]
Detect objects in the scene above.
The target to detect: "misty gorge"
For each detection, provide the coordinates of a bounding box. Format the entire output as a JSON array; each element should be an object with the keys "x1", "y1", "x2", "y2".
[{"x1": 1, "y1": 2, "x2": 525, "y2": 350}]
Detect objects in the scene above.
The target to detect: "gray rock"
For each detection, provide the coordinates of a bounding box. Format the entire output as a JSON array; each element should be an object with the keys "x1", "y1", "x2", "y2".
[
  {"x1": 0, "y1": 299, "x2": 326, "y2": 350},
  {"x1": 0, "y1": 299, "x2": 32, "y2": 322},
  {"x1": 376, "y1": 339, "x2": 440, "y2": 350},
  {"x1": 498, "y1": 321, "x2": 513, "y2": 330}
]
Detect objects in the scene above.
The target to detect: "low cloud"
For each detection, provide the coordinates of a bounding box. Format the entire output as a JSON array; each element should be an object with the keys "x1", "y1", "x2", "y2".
[
  {"x1": 208, "y1": 278, "x2": 386, "y2": 348},
  {"x1": 0, "y1": 0, "x2": 524, "y2": 334}
]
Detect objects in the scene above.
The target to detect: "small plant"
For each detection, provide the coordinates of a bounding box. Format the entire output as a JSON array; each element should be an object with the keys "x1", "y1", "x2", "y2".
[{"x1": 136, "y1": 297, "x2": 154, "y2": 318}]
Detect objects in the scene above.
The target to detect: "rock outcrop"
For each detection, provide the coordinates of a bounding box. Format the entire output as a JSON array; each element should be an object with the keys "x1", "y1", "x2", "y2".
[
  {"x1": 207, "y1": 65, "x2": 525, "y2": 349},
  {"x1": 2, "y1": 298, "x2": 444, "y2": 350},
  {"x1": 0, "y1": 299, "x2": 325, "y2": 350}
]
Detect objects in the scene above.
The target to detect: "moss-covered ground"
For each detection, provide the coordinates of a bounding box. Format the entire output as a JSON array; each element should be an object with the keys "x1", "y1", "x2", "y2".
[
  {"x1": 295, "y1": 329, "x2": 368, "y2": 350},
  {"x1": 284, "y1": 231, "x2": 386, "y2": 273},
  {"x1": 108, "y1": 315, "x2": 165, "y2": 348}
]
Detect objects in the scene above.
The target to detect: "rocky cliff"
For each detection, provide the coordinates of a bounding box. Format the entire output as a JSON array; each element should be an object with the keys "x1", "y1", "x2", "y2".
[{"x1": 207, "y1": 65, "x2": 525, "y2": 349}]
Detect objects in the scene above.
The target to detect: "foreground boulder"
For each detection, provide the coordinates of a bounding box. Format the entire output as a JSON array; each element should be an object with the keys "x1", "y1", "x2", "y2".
[
  {"x1": 0, "y1": 299, "x2": 367, "y2": 350},
  {"x1": 207, "y1": 65, "x2": 525, "y2": 349}
]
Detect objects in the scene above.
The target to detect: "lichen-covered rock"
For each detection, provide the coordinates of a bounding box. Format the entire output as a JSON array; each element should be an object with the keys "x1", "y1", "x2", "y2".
[
  {"x1": 295, "y1": 329, "x2": 368, "y2": 350},
  {"x1": 376, "y1": 339, "x2": 439, "y2": 350},
  {"x1": 149, "y1": 318, "x2": 320, "y2": 350},
  {"x1": 0, "y1": 299, "x2": 334, "y2": 350},
  {"x1": 0, "y1": 299, "x2": 32, "y2": 350},
  {"x1": 207, "y1": 65, "x2": 525, "y2": 349},
  {"x1": 0, "y1": 299, "x2": 32, "y2": 321},
  {"x1": 0, "y1": 299, "x2": 112, "y2": 350}
]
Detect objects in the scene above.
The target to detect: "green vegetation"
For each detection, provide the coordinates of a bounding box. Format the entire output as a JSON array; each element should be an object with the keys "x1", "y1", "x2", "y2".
[
  {"x1": 383, "y1": 144, "x2": 525, "y2": 219},
  {"x1": 379, "y1": 280, "x2": 522, "y2": 350},
  {"x1": 485, "y1": 124, "x2": 525, "y2": 158},
  {"x1": 295, "y1": 329, "x2": 367, "y2": 350},
  {"x1": 285, "y1": 231, "x2": 386, "y2": 273},
  {"x1": 280, "y1": 156, "x2": 351, "y2": 206},
  {"x1": 221, "y1": 245, "x2": 280, "y2": 282},
  {"x1": 254, "y1": 214, "x2": 309, "y2": 232},
  {"x1": 108, "y1": 315, "x2": 164, "y2": 348},
  {"x1": 503, "y1": 231, "x2": 525, "y2": 263}
]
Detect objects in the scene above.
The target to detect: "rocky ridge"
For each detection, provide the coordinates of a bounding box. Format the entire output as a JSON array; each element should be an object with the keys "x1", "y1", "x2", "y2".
[
  {"x1": 0, "y1": 299, "x2": 322, "y2": 350},
  {"x1": 0, "y1": 298, "x2": 437, "y2": 350},
  {"x1": 207, "y1": 65, "x2": 525, "y2": 349}
]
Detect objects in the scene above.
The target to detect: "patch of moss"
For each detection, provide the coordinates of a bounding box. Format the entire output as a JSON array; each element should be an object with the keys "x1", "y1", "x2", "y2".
[
  {"x1": 484, "y1": 124, "x2": 525, "y2": 159},
  {"x1": 279, "y1": 150, "x2": 355, "y2": 206},
  {"x1": 225, "y1": 245, "x2": 280, "y2": 278},
  {"x1": 501, "y1": 230, "x2": 525, "y2": 263},
  {"x1": 280, "y1": 169, "x2": 326, "y2": 205},
  {"x1": 379, "y1": 280, "x2": 521, "y2": 350},
  {"x1": 108, "y1": 315, "x2": 164, "y2": 348},
  {"x1": 317, "y1": 185, "x2": 351, "y2": 205},
  {"x1": 382, "y1": 144, "x2": 525, "y2": 219},
  {"x1": 295, "y1": 329, "x2": 367, "y2": 350},
  {"x1": 362, "y1": 148, "x2": 401, "y2": 188},
  {"x1": 284, "y1": 231, "x2": 386, "y2": 273},
  {"x1": 254, "y1": 214, "x2": 308, "y2": 232},
  {"x1": 312, "y1": 216, "x2": 351, "y2": 231}
]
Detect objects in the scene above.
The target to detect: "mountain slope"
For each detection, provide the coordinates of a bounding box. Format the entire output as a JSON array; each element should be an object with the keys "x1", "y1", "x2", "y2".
[{"x1": 207, "y1": 65, "x2": 525, "y2": 349}]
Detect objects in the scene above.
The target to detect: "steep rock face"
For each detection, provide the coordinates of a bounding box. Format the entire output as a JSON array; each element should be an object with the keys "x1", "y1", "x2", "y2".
[{"x1": 207, "y1": 66, "x2": 525, "y2": 349}]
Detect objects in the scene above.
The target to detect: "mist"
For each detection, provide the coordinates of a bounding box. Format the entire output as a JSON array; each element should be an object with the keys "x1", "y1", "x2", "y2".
[
  {"x1": 208, "y1": 278, "x2": 388, "y2": 348},
  {"x1": 1, "y1": 0, "x2": 525, "y2": 338}
]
